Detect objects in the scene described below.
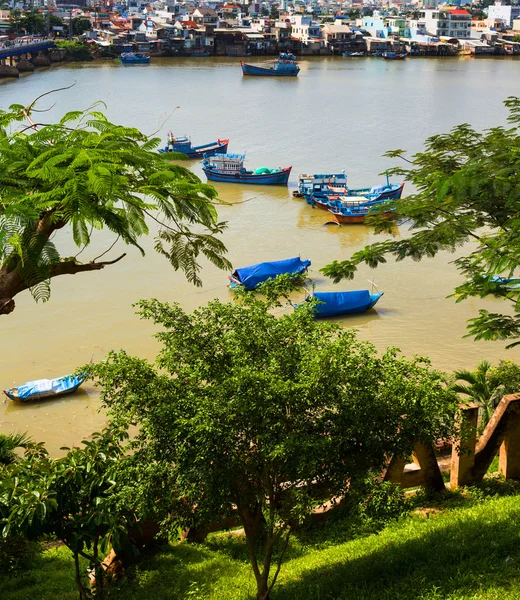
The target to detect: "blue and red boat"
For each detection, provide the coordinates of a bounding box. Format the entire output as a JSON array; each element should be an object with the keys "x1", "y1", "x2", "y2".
[
  {"x1": 159, "y1": 133, "x2": 229, "y2": 159},
  {"x1": 202, "y1": 154, "x2": 291, "y2": 185},
  {"x1": 241, "y1": 53, "x2": 300, "y2": 77},
  {"x1": 120, "y1": 52, "x2": 150, "y2": 64}
]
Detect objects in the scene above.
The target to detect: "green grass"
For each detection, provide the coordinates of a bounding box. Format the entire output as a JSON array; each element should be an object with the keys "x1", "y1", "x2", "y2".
[{"x1": 3, "y1": 483, "x2": 520, "y2": 600}]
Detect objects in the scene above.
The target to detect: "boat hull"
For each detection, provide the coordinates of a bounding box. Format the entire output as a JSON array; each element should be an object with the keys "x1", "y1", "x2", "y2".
[
  {"x1": 241, "y1": 62, "x2": 299, "y2": 77},
  {"x1": 4, "y1": 374, "x2": 85, "y2": 402},
  {"x1": 159, "y1": 140, "x2": 229, "y2": 159},
  {"x1": 309, "y1": 290, "x2": 384, "y2": 318},
  {"x1": 230, "y1": 256, "x2": 311, "y2": 290},
  {"x1": 203, "y1": 166, "x2": 292, "y2": 185}
]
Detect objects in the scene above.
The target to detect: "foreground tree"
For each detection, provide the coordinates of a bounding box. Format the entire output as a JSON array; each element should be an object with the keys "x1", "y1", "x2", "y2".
[
  {"x1": 90, "y1": 292, "x2": 458, "y2": 600},
  {"x1": 0, "y1": 432, "x2": 30, "y2": 466},
  {"x1": 322, "y1": 97, "x2": 520, "y2": 347},
  {"x1": 0, "y1": 96, "x2": 230, "y2": 315},
  {"x1": 0, "y1": 428, "x2": 134, "y2": 599}
]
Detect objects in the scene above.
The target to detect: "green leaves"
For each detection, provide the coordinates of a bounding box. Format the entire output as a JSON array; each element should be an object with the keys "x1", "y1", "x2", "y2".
[
  {"x1": 0, "y1": 102, "x2": 229, "y2": 313},
  {"x1": 322, "y1": 97, "x2": 520, "y2": 345}
]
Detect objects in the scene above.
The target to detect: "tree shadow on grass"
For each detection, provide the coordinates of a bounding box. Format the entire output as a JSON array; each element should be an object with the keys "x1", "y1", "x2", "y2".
[{"x1": 272, "y1": 503, "x2": 520, "y2": 600}]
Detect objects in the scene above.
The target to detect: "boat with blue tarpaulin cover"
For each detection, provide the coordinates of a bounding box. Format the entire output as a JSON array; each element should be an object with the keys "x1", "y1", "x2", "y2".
[
  {"x1": 229, "y1": 256, "x2": 311, "y2": 290},
  {"x1": 4, "y1": 374, "x2": 85, "y2": 402},
  {"x1": 301, "y1": 290, "x2": 383, "y2": 317}
]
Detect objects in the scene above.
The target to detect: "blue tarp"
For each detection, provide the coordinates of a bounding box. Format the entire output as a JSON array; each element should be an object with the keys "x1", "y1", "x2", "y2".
[
  {"x1": 310, "y1": 290, "x2": 383, "y2": 318},
  {"x1": 5, "y1": 374, "x2": 84, "y2": 401},
  {"x1": 233, "y1": 257, "x2": 311, "y2": 290}
]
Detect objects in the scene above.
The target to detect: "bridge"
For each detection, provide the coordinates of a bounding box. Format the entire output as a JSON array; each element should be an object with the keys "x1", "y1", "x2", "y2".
[{"x1": 0, "y1": 39, "x2": 55, "y2": 61}]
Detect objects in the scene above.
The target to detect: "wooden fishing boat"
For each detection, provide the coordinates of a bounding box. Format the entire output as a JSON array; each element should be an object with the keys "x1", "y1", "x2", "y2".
[
  {"x1": 382, "y1": 51, "x2": 407, "y2": 60},
  {"x1": 328, "y1": 198, "x2": 396, "y2": 224},
  {"x1": 293, "y1": 172, "x2": 348, "y2": 198},
  {"x1": 159, "y1": 134, "x2": 229, "y2": 159},
  {"x1": 229, "y1": 256, "x2": 311, "y2": 290},
  {"x1": 120, "y1": 52, "x2": 150, "y2": 64},
  {"x1": 202, "y1": 153, "x2": 291, "y2": 185},
  {"x1": 301, "y1": 290, "x2": 384, "y2": 318},
  {"x1": 311, "y1": 182, "x2": 405, "y2": 210},
  {"x1": 241, "y1": 53, "x2": 299, "y2": 77},
  {"x1": 191, "y1": 51, "x2": 211, "y2": 57},
  {"x1": 4, "y1": 373, "x2": 85, "y2": 402}
]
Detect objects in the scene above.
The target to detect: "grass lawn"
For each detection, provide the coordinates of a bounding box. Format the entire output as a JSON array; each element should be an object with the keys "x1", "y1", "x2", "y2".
[{"x1": 2, "y1": 481, "x2": 520, "y2": 600}]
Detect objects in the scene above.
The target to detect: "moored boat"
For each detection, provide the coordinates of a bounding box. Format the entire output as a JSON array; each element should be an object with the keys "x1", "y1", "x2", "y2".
[
  {"x1": 120, "y1": 52, "x2": 151, "y2": 64},
  {"x1": 191, "y1": 51, "x2": 211, "y2": 57},
  {"x1": 4, "y1": 374, "x2": 85, "y2": 402},
  {"x1": 311, "y1": 182, "x2": 404, "y2": 210},
  {"x1": 241, "y1": 53, "x2": 300, "y2": 77},
  {"x1": 382, "y1": 51, "x2": 407, "y2": 60},
  {"x1": 159, "y1": 133, "x2": 229, "y2": 159},
  {"x1": 202, "y1": 153, "x2": 291, "y2": 185},
  {"x1": 229, "y1": 256, "x2": 311, "y2": 290},
  {"x1": 328, "y1": 197, "x2": 397, "y2": 224},
  {"x1": 301, "y1": 290, "x2": 384, "y2": 318},
  {"x1": 293, "y1": 172, "x2": 348, "y2": 198}
]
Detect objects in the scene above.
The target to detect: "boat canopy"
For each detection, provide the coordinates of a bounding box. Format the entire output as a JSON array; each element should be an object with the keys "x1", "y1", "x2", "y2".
[
  {"x1": 311, "y1": 290, "x2": 378, "y2": 317},
  {"x1": 233, "y1": 257, "x2": 311, "y2": 290}
]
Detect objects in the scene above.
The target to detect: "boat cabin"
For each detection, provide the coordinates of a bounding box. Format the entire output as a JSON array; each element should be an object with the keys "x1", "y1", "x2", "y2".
[{"x1": 205, "y1": 153, "x2": 245, "y2": 173}]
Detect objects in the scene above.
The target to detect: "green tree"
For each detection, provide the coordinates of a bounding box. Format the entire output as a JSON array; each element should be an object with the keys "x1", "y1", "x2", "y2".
[
  {"x1": 89, "y1": 291, "x2": 458, "y2": 600},
  {"x1": 0, "y1": 427, "x2": 135, "y2": 599},
  {"x1": 451, "y1": 360, "x2": 500, "y2": 428},
  {"x1": 0, "y1": 432, "x2": 30, "y2": 466},
  {"x1": 71, "y1": 17, "x2": 92, "y2": 36},
  {"x1": 0, "y1": 99, "x2": 230, "y2": 316},
  {"x1": 322, "y1": 97, "x2": 520, "y2": 348}
]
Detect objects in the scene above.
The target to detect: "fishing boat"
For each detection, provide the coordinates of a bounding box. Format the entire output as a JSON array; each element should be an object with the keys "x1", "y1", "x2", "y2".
[
  {"x1": 229, "y1": 256, "x2": 311, "y2": 290},
  {"x1": 120, "y1": 52, "x2": 151, "y2": 64},
  {"x1": 241, "y1": 53, "x2": 300, "y2": 77},
  {"x1": 191, "y1": 51, "x2": 211, "y2": 57},
  {"x1": 328, "y1": 197, "x2": 396, "y2": 224},
  {"x1": 4, "y1": 373, "x2": 85, "y2": 402},
  {"x1": 301, "y1": 290, "x2": 384, "y2": 318},
  {"x1": 202, "y1": 154, "x2": 291, "y2": 185},
  {"x1": 311, "y1": 182, "x2": 405, "y2": 210},
  {"x1": 382, "y1": 51, "x2": 407, "y2": 60},
  {"x1": 159, "y1": 133, "x2": 229, "y2": 159},
  {"x1": 293, "y1": 172, "x2": 348, "y2": 198},
  {"x1": 342, "y1": 51, "x2": 365, "y2": 57}
]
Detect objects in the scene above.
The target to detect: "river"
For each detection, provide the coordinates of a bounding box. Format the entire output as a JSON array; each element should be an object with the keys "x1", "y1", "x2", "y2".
[{"x1": 2, "y1": 56, "x2": 520, "y2": 454}]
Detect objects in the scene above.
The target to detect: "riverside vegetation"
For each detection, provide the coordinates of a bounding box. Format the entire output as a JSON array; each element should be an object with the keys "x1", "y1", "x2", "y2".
[{"x1": 2, "y1": 99, "x2": 520, "y2": 599}]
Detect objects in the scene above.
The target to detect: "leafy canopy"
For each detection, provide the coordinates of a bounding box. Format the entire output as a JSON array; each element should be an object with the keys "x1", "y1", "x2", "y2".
[
  {"x1": 0, "y1": 98, "x2": 230, "y2": 314},
  {"x1": 321, "y1": 97, "x2": 520, "y2": 347},
  {"x1": 89, "y1": 290, "x2": 458, "y2": 600}
]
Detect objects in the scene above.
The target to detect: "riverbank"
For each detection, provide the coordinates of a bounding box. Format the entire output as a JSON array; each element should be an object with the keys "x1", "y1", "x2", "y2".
[{"x1": 2, "y1": 478, "x2": 520, "y2": 600}]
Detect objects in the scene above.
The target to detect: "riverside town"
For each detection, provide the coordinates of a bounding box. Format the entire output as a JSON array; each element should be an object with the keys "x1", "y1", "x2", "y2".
[{"x1": 2, "y1": 0, "x2": 520, "y2": 74}]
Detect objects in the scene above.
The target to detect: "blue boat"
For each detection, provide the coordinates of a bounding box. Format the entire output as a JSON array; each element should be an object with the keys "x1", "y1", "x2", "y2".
[
  {"x1": 202, "y1": 153, "x2": 292, "y2": 185},
  {"x1": 4, "y1": 373, "x2": 85, "y2": 402},
  {"x1": 327, "y1": 197, "x2": 398, "y2": 224},
  {"x1": 293, "y1": 172, "x2": 348, "y2": 198},
  {"x1": 120, "y1": 52, "x2": 151, "y2": 64},
  {"x1": 229, "y1": 256, "x2": 311, "y2": 290},
  {"x1": 241, "y1": 53, "x2": 299, "y2": 77},
  {"x1": 382, "y1": 51, "x2": 407, "y2": 60},
  {"x1": 311, "y1": 182, "x2": 404, "y2": 211},
  {"x1": 302, "y1": 290, "x2": 383, "y2": 318},
  {"x1": 159, "y1": 133, "x2": 229, "y2": 159},
  {"x1": 191, "y1": 51, "x2": 211, "y2": 57}
]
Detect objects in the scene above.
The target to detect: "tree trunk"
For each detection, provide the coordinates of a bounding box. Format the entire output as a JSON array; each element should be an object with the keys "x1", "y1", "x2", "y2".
[
  {"x1": 73, "y1": 550, "x2": 88, "y2": 600},
  {"x1": 256, "y1": 576, "x2": 269, "y2": 600}
]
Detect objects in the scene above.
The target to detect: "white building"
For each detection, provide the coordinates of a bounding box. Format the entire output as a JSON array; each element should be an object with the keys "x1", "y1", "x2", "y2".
[
  {"x1": 487, "y1": 2, "x2": 520, "y2": 28},
  {"x1": 289, "y1": 14, "x2": 323, "y2": 46},
  {"x1": 420, "y1": 8, "x2": 471, "y2": 39}
]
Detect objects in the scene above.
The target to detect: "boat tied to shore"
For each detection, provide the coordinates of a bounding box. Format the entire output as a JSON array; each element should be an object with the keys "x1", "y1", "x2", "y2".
[
  {"x1": 382, "y1": 51, "x2": 407, "y2": 60},
  {"x1": 120, "y1": 52, "x2": 151, "y2": 64},
  {"x1": 241, "y1": 53, "x2": 300, "y2": 76},
  {"x1": 159, "y1": 133, "x2": 229, "y2": 159},
  {"x1": 202, "y1": 153, "x2": 292, "y2": 185}
]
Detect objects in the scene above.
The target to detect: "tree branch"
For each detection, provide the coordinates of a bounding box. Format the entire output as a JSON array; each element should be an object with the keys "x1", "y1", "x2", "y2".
[{"x1": 49, "y1": 254, "x2": 127, "y2": 278}]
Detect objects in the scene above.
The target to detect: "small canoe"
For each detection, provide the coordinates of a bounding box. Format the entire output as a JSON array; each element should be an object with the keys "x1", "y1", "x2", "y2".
[
  {"x1": 302, "y1": 290, "x2": 383, "y2": 318},
  {"x1": 4, "y1": 374, "x2": 85, "y2": 402},
  {"x1": 229, "y1": 256, "x2": 311, "y2": 290}
]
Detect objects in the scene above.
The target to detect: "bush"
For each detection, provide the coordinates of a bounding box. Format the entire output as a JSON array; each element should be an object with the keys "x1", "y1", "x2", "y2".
[
  {"x1": 361, "y1": 480, "x2": 409, "y2": 525},
  {"x1": 54, "y1": 40, "x2": 93, "y2": 61},
  {"x1": 0, "y1": 536, "x2": 40, "y2": 577}
]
